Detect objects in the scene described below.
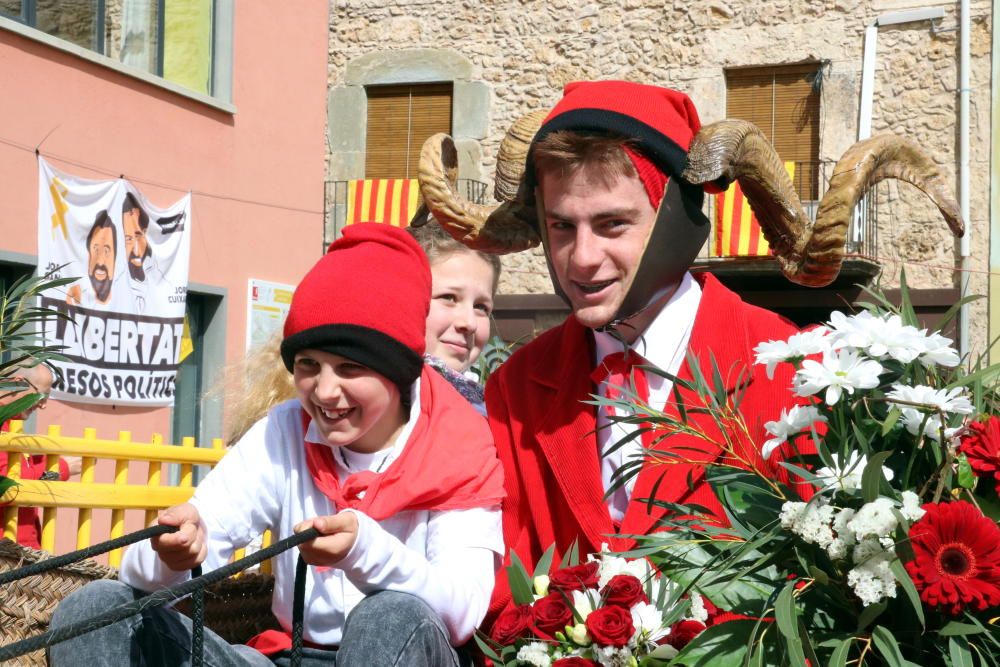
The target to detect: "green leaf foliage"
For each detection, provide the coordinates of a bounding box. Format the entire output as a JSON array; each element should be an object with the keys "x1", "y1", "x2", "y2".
[
  {"x1": 671, "y1": 620, "x2": 757, "y2": 667},
  {"x1": 957, "y1": 454, "x2": 976, "y2": 490},
  {"x1": 889, "y1": 559, "x2": 925, "y2": 629},
  {"x1": 861, "y1": 450, "x2": 894, "y2": 502},
  {"x1": 775, "y1": 583, "x2": 809, "y2": 666},
  {"x1": 505, "y1": 550, "x2": 535, "y2": 606},
  {"x1": 871, "y1": 625, "x2": 921, "y2": 667},
  {"x1": 939, "y1": 622, "x2": 987, "y2": 637},
  {"x1": 827, "y1": 637, "x2": 854, "y2": 667},
  {"x1": 0, "y1": 475, "x2": 17, "y2": 497},
  {"x1": 532, "y1": 543, "x2": 555, "y2": 580},
  {"x1": 949, "y1": 637, "x2": 975, "y2": 667}
]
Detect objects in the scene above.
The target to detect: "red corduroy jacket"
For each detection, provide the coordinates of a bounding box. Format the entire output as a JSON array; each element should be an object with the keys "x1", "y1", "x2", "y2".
[{"x1": 483, "y1": 273, "x2": 808, "y2": 630}]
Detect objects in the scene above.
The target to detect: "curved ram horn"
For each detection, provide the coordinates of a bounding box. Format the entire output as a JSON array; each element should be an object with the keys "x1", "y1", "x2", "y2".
[
  {"x1": 684, "y1": 120, "x2": 964, "y2": 287},
  {"x1": 684, "y1": 120, "x2": 813, "y2": 282},
  {"x1": 494, "y1": 110, "x2": 549, "y2": 202},
  {"x1": 418, "y1": 111, "x2": 546, "y2": 254}
]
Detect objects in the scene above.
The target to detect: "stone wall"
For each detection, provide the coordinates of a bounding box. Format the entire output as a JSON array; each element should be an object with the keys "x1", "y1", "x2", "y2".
[{"x1": 327, "y1": 0, "x2": 992, "y2": 354}]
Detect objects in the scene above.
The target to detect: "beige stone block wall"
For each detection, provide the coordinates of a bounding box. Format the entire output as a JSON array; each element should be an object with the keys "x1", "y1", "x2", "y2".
[{"x1": 328, "y1": 0, "x2": 992, "y2": 354}]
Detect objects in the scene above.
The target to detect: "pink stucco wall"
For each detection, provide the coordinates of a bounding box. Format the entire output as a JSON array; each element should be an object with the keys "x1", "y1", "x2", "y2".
[{"x1": 0, "y1": 3, "x2": 328, "y2": 441}]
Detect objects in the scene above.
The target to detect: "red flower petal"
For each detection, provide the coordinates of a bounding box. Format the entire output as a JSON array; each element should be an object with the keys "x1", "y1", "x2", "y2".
[{"x1": 905, "y1": 500, "x2": 1000, "y2": 615}]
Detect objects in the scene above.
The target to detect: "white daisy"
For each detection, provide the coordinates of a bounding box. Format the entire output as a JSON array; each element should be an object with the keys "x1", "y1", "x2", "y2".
[
  {"x1": 794, "y1": 349, "x2": 884, "y2": 406},
  {"x1": 918, "y1": 332, "x2": 961, "y2": 368},
  {"x1": 753, "y1": 327, "x2": 830, "y2": 379},
  {"x1": 886, "y1": 384, "x2": 973, "y2": 441},
  {"x1": 762, "y1": 404, "x2": 826, "y2": 459},
  {"x1": 828, "y1": 311, "x2": 926, "y2": 363},
  {"x1": 814, "y1": 451, "x2": 894, "y2": 492}
]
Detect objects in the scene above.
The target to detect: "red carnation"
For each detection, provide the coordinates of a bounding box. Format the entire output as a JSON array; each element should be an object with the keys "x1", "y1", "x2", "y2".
[
  {"x1": 666, "y1": 619, "x2": 706, "y2": 650},
  {"x1": 905, "y1": 500, "x2": 1000, "y2": 615},
  {"x1": 491, "y1": 604, "x2": 534, "y2": 645},
  {"x1": 531, "y1": 593, "x2": 574, "y2": 638},
  {"x1": 584, "y1": 605, "x2": 635, "y2": 647},
  {"x1": 549, "y1": 561, "x2": 600, "y2": 593},
  {"x1": 601, "y1": 574, "x2": 648, "y2": 608},
  {"x1": 959, "y1": 416, "x2": 1000, "y2": 493},
  {"x1": 552, "y1": 658, "x2": 599, "y2": 667}
]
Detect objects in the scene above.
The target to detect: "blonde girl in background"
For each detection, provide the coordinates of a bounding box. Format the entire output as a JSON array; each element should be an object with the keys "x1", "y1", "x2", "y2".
[{"x1": 407, "y1": 217, "x2": 501, "y2": 415}]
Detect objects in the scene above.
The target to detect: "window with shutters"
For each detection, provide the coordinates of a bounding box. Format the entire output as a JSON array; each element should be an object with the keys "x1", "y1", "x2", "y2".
[
  {"x1": 725, "y1": 64, "x2": 820, "y2": 201},
  {"x1": 365, "y1": 83, "x2": 453, "y2": 179}
]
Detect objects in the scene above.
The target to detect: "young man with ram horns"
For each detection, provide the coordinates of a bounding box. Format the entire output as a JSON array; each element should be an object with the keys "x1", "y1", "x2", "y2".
[{"x1": 418, "y1": 80, "x2": 964, "y2": 630}]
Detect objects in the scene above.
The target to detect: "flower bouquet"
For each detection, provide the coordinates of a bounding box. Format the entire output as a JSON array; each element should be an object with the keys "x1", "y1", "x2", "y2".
[
  {"x1": 479, "y1": 544, "x2": 709, "y2": 666},
  {"x1": 620, "y1": 286, "x2": 1000, "y2": 666}
]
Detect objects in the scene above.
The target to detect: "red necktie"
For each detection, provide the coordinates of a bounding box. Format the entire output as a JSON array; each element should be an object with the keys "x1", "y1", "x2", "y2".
[
  {"x1": 590, "y1": 350, "x2": 654, "y2": 541},
  {"x1": 590, "y1": 350, "x2": 652, "y2": 417}
]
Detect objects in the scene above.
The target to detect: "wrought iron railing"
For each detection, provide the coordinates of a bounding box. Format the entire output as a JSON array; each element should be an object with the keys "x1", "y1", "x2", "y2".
[
  {"x1": 704, "y1": 160, "x2": 879, "y2": 261},
  {"x1": 322, "y1": 170, "x2": 879, "y2": 263},
  {"x1": 323, "y1": 179, "x2": 489, "y2": 249}
]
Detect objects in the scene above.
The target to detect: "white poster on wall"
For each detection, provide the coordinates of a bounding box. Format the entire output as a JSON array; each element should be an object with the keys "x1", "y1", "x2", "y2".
[
  {"x1": 246, "y1": 279, "x2": 294, "y2": 352},
  {"x1": 37, "y1": 157, "x2": 192, "y2": 406}
]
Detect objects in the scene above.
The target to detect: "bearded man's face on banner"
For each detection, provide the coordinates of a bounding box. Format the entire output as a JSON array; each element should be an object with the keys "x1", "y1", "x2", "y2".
[
  {"x1": 88, "y1": 225, "x2": 115, "y2": 303},
  {"x1": 123, "y1": 208, "x2": 150, "y2": 282}
]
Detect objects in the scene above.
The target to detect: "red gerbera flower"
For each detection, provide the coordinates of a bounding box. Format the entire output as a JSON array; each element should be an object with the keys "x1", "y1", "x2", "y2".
[
  {"x1": 959, "y1": 416, "x2": 1000, "y2": 493},
  {"x1": 905, "y1": 500, "x2": 1000, "y2": 615}
]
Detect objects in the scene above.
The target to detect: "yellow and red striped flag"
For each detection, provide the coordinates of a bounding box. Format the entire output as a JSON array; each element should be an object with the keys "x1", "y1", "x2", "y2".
[
  {"x1": 713, "y1": 161, "x2": 796, "y2": 257},
  {"x1": 345, "y1": 179, "x2": 420, "y2": 228}
]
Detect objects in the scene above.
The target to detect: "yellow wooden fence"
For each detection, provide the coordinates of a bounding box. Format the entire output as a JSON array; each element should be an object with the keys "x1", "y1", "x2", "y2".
[{"x1": 0, "y1": 422, "x2": 269, "y2": 569}]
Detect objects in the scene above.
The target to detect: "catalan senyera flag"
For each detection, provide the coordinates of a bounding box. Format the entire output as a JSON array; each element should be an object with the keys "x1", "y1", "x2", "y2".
[
  {"x1": 714, "y1": 161, "x2": 796, "y2": 257},
  {"x1": 345, "y1": 179, "x2": 421, "y2": 228}
]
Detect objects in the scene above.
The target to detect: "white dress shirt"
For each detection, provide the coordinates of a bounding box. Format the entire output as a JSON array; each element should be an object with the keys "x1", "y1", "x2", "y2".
[
  {"x1": 119, "y1": 381, "x2": 502, "y2": 647},
  {"x1": 592, "y1": 272, "x2": 702, "y2": 523}
]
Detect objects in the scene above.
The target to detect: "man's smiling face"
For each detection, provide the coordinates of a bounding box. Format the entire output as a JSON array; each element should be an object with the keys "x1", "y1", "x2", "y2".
[{"x1": 541, "y1": 164, "x2": 657, "y2": 331}]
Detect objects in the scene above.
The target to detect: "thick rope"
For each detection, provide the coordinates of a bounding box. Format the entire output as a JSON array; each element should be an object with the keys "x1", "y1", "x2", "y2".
[
  {"x1": 0, "y1": 526, "x2": 321, "y2": 662},
  {"x1": 291, "y1": 555, "x2": 308, "y2": 665},
  {"x1": 190, "y1": 564, "x2": 204, "y2": 667},
  {"x1": 0, "y1": 524, "x2": 178, "y2": 585}
]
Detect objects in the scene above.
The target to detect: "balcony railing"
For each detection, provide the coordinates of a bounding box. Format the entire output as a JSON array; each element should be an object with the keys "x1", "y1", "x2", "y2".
[
  {"x1": 703, "y1": 159, "x2": 878, "y2": 261},
  {"x1": 323, "y1": 168, "x2": 880, "y2": 265},
  {"x1": 323, "y1": 179, "x2": 489, "y2": 249}
]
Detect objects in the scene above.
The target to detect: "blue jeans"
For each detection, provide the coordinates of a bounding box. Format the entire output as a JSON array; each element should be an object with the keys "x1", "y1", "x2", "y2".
[{"x1": 49, "y1": 580, "x2": 466, "y2": 666}]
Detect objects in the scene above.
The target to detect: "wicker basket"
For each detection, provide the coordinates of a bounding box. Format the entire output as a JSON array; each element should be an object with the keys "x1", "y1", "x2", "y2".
[{"x1": 0, "y1": 539, "x2": 279, "y2": 666}]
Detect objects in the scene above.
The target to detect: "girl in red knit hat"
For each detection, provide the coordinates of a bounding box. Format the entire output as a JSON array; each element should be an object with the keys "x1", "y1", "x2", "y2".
[{"x1": 50, "y1": 223, "x2": 506, "y2": 667}]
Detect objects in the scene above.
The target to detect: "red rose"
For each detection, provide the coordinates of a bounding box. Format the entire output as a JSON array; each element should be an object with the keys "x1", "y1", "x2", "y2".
[
  {"x1": 666, "y1": 619, "x2": 705, "y2": 649},
  {"x1": 584, "y1": 605, "x2": 635, "y2": 647},
  {"x1": 549, "y1": 561, "x2": 600, "y2": 592},
  {"x1": 959, "y1": 416, "x2": 1000, "y2": 493},
  {"x1": 601, "y1": 574, "x2": 648, "y2": 608},
  {"x1": 553, "y1": 658, "x2": 599, "y2": 666},
  {"x1": 531, "y1": 593, "x2": 574, "y2": 638},
  {"x1": 491, "y1": 604, "x2": 533, "y2": 645}
]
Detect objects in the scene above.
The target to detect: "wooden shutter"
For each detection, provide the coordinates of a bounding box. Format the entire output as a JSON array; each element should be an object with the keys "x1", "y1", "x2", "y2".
[
  {"x1": 365, "y1": 83, "x2": 453, "y2": 179},
  {"x1": 726, "y1": 65, "x2": 820, "y2": 200}
]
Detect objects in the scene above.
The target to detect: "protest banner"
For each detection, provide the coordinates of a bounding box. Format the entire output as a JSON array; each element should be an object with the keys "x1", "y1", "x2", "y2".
[{"x1": 37, "y1": 157, "x2": 192, "y2": 406}]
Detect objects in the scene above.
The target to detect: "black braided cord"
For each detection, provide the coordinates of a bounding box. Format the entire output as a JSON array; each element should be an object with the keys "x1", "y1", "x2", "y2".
[
  {"x1": 0, "y1": 527, "x2": 321, "y2": 662},
  {"x1": 190, "y1": 564, "x2": 204, "y2": 667},
  {"x1": 0, "y1": 524, "x2": 178, "y2": 585},
  {"x1": 290, "y1": 555, "x2": 308, "y2": 667}
]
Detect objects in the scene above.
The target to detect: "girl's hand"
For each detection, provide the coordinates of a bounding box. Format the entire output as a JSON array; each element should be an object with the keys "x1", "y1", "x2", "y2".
[
  {"x1": 151, "y1": 503, "x2": 207, "y2": 571},
  {"x1": 294, "y1": 511, "x2": 359, "y2": 566}
]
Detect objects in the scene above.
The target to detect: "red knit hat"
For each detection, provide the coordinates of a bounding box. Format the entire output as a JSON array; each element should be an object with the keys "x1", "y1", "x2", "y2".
[
  {"x1": 526, "y1": 80, "x2": 728, "y2": 195},
  {"x1": 280, "y1": 223, "x2": 430, "y2": 389}
]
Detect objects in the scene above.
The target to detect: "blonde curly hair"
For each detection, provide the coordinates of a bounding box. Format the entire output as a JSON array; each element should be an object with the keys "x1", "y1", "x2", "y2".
[{"x1": 210, "y1": 331, "x2": 296, "y2": 447}]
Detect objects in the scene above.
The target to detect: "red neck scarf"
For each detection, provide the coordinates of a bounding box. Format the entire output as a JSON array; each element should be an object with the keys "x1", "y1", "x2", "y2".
[
  {"x1": 301, "y1": 365, "x2": 504, "y2": 520},
  {"x1": 248, "y1": 366, "x2": 504, "y2": 655}
]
